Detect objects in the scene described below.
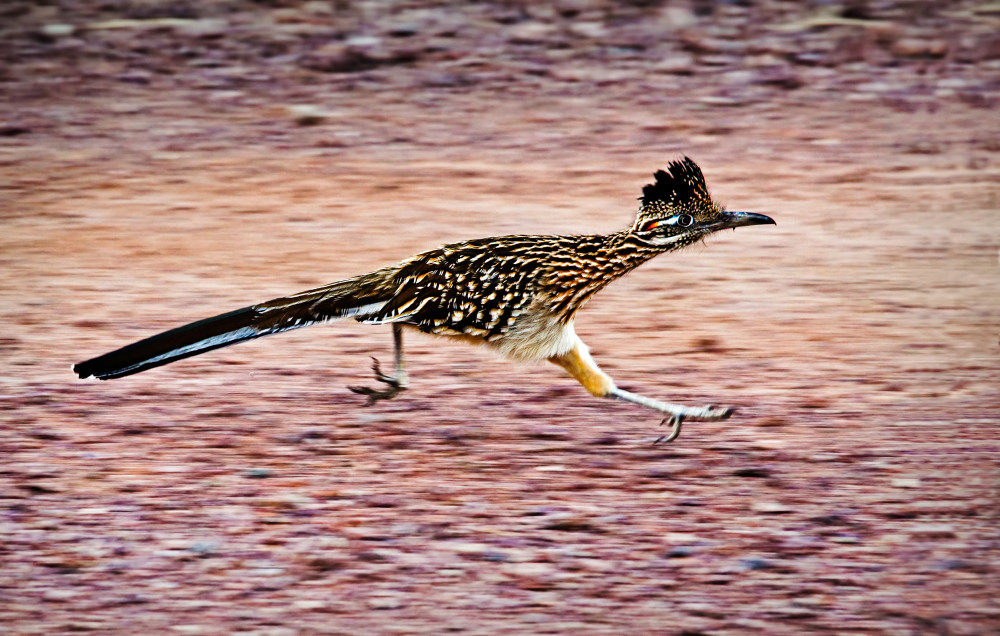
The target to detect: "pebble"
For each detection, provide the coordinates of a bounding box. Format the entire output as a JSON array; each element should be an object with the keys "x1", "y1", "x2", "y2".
[
  {"x1": 892, "y1": 37, "x2": 948, "y2": 58},
  {"x1": 41, "y1": 24, "x2": 76, "y2": 37},
  {"x1": 752, "y1": 438, "x2": 788, "y2": 450},
  {"x1": 43, "y1": 589, "x2": 79, "y2": 601},
  {"x1": 506, "y1": 22, "x2": 556, "y2": 44},
  {"x1": 740, "y1": 557, "x2": 775, "y2": 571},
  {"x1": 285, "y1": 105, "x2": 334, "y2": 126},
  {"x1": 655, "y1": 53, "x2": 696, "y2": 74},
  {"x1": 752, "y1": 501, "x2": 793, "y2": 514}
]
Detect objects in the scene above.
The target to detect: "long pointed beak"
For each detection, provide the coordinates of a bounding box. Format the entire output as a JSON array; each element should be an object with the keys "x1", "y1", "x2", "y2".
[{"x1": 718, "y1": 211, "x2": 776, "y2": 229}]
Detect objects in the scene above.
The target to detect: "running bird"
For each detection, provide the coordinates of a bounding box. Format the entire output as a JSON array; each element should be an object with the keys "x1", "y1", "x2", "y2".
[{"x1": 74, "y1": 157, "x2": 775, "y2": 443}]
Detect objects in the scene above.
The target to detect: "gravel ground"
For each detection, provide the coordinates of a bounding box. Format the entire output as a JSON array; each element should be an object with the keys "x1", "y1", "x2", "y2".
[{"x1": 2, "y1": 1, "x2": 998, "y2": 634}]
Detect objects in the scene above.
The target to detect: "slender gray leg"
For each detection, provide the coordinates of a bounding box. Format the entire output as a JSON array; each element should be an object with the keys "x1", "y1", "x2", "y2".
[
  {"x1": 349, "y1": 324, "x2": 408, "y2": 404},
  {"x1": 609, "y1": 389, "x2": 733, "y2": 444}
]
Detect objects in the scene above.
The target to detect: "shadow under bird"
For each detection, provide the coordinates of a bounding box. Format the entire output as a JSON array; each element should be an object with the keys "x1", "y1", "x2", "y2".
[{"x1": 75, "y1": 157, "x2": 774, "y2": 443}]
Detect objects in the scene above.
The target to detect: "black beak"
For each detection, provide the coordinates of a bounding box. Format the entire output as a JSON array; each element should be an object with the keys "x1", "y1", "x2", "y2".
[{"x1": 717, "y1": 211, "x2": 776, "y2": 229}]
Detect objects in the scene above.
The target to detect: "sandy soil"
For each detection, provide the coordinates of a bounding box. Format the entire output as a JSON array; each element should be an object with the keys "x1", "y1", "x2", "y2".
[{"x1": 1, "y1": 1, "x2": 998, "y2": 634}]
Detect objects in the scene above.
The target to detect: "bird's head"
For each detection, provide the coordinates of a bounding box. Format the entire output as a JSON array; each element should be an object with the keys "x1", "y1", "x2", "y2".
[{"x1": 630, "y1": 157, "x2": 774, "y2": 249}]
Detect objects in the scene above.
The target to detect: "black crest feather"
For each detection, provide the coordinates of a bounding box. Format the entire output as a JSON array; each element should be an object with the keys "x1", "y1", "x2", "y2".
[{"x1": 640, "y1": 156, "x2": 711, "y2": 208}]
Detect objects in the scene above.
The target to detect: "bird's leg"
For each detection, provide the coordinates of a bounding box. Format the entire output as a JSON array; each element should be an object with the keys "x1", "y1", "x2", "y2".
[
  {"x1": 548, "y1": 339, "x2": 733, "y2": 443},
  {"x1": 349, "y1": 324, "x2": 408, "y2": 404}
]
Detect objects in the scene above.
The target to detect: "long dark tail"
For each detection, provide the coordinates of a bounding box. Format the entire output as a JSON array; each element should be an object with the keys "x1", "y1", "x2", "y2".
[{"x1": 74, "y1": 267, "x2": 399, "y2": 380}]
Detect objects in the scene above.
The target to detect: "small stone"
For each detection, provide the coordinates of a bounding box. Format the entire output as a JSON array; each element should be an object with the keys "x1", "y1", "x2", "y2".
[
  {"x1": 245, "y1": 468, "x2": 272, "y2": 479},
  {"x1": 906, "y1": 524, "x2": 956, "y2": 538},
  {"x1": 506, "y1": 22, "x2": 556, "y2": 44},
  {"x1": 754, "y1": 66, "x2": 803, "y2": 90},
  {"x1": 43, "y1": 589, "x2": 79, "y2": 601},
  {"x1": 699, "y1": 95, "x2": 746, "y2": 107},
  {"x1": 751, "y1": 438, "x2": 787, "y2": 450},
  {"x1": 155, "y1": 465, "x2": 188, "y2": 473},
  {"x1": 655, "y1": 53, "x2": 695, "y2": 74},
  {"x1": 733, "y1": 466, "x2": 771, "y2": 478},
  {"x1": 892, "y1": 37, "x2": 948, "y2": 58},
  {"x1": 543, "y1": 514, "x2": 598, "y2": 532},
  {"x1": 366, "y1": 494, "x2": 402, "y2": 508},
  {"x1": 435, "y1": 568, "x2": 465, "y2": 577},
  {"x1": 752, "y1": 501, "x2": 792, "y2": 514},
  {"x1": 42, "y1": 24, "x2": 76, "y2": 37},
  {"x1": 740, "y1": 557, "x2": 775, "y2": 571},
  {"x1": 286, "y1": 105, "x2": 332, "y2": 126},
  {"x1": 936, "y1": 558, "x2": 973, "y2": 571},
  {"x1": 448, "y1": 542, "x2": 491, "y2": 555},
  {"x1": 189, "y1": 541, "x2": 217, "y2": 555},
  {"x1": 345, "y1": 35, "x2": 381, "y2": 48}
]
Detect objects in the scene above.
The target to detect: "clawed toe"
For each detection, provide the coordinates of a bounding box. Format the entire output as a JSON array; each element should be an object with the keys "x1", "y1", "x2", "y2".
[
  {"x1": 349, "y1": 356, "x2": 405, "y2": 405},
  {"x1": 369, "y1": 356, "x2": 396, "y2": 384},
  {"x1": 652, "y1": 413, "x2": 685, "y2": 445},
  {"x1": 348, "y1": 383, "x2": 402, "y2": 405}
]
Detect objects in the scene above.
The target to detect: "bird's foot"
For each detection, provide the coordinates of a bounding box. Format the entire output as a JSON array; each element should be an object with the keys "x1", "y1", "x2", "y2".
[
  {"x1": 348, "y1": 357, "x2": 406, "y2": 405},
  {"x1": 651, "y1": 404, "x2": 732, "y2": 444},
  {"x1": 608, "y1": 389, "x2": 734, "y2": 444}
]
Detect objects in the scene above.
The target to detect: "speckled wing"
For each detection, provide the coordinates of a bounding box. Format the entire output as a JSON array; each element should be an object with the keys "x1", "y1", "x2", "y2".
[{"x1": 361, "y1": 237, "x2": 556, "y2": 340}]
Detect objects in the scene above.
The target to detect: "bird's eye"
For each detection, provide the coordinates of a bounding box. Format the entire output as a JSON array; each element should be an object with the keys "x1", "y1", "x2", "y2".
[{"x1": 642, "y1": 214, "x2": 694, "y2": 233}]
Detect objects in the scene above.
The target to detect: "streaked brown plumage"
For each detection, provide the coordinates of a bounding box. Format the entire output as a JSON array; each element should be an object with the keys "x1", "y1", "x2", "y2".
[{"x1": 75, "y1": 157, "x2": 775, "y2": 442}]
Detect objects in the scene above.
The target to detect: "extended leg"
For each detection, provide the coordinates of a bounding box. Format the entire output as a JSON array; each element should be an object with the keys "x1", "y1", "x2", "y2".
[
  {"x1": 548, "y1": 339, "x2": 733, "y2": 443},
  {"x1": 349, "y1": 324, "x2": 408, "y2": 404}
]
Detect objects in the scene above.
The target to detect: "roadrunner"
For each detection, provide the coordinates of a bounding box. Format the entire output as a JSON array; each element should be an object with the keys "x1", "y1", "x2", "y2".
[{"x1": 75, "y1": 157, "x2": 774, "y2": 442}]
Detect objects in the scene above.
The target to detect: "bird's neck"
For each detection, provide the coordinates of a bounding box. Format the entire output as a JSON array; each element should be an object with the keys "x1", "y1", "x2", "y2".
[
  {"x1": 602, "y1": 229, "x2": 672, "y2": 275},
  {"x1": 542, "y1": 230, "x2": 671, "y2": 320}
]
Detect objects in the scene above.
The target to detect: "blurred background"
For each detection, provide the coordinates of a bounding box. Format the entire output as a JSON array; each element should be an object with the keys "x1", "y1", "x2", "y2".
[{"x1": 1, "y1": 1, "x2": 997, "y2": 634}]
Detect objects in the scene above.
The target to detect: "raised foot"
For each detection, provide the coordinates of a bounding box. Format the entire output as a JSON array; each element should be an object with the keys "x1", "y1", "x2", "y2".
[
  {"x1": 608, "y1": 389, "x2": 735, "y2": 444},
  {"x1": 652, "y1": 406, "x2": 734, "y2": 445},
  {"x1": 348, "y1": 357, "x2": 406, "y2": 405}
]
